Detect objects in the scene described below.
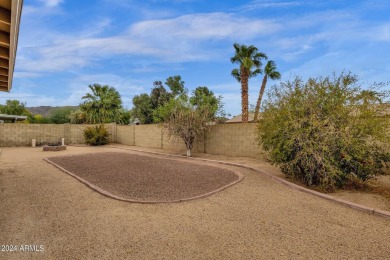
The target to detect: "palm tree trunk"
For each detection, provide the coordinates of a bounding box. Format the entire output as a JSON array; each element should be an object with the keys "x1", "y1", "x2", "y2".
[
  {"x1": 241, "y1": 68, "x2": 249, "y2": 123},
  {"x1": 254, "y1": 75, "x2": 267, "y2": 122}
]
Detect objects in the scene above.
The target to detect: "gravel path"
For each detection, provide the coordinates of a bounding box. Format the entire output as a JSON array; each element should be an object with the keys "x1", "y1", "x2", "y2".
[
  {"x1": 47, "y1": 152, "x2": 241, "y2": 202},
  {"x1": 1, "y1": 146, "x2": 389, "y2": 259}
]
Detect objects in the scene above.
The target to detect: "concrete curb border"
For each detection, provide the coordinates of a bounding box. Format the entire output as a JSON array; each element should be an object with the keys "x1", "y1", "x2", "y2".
[
  {"x1": 108, "y1": 146, "x2": 390, "y2": 219},
  {"x1": 43, "y1": 154, "x2": 244, "y2": 204}
]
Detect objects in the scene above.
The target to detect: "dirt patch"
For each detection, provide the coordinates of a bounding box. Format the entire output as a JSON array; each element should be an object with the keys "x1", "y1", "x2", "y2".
[
  {"x1": 47, "y1": 152, "x2": 242, "y2": 202},
  {"x1": 330, "y1": 174, "x2": 390, "y2": 211},
  {"x1": 376, "y1": 174, "x2": 390, "y2": 187}
]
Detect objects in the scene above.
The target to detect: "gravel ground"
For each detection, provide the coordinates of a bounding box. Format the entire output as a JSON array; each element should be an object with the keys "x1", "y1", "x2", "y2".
[
  {"x1": 47, "y1": 152, "x2": 240, "y2": 202},
  {"x1": 1, "y1": 146, "x2": 390, "y2": 259}
]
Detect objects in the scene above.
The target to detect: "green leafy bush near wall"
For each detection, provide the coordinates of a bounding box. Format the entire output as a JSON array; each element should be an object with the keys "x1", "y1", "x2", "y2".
[
  {"x1": 258, "y1": 73, "x2": 390, "y2": 190},
  {"x1": 83, "y1": 125, "x2": 109, "y2": 146}
]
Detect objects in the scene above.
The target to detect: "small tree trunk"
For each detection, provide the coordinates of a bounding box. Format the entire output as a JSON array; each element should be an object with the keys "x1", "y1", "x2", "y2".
[
  {"x1": 254, "y1": 75, "x2": 268, "y2": 122},
  {"x1": 186, "y1": 149, "x2": 192, "y2": 157}
]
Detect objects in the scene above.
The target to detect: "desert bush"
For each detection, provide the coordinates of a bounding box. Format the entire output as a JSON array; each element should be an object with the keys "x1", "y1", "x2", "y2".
[
  {"x1": 258, "y1": 72, "x2": 390, "y2": 190},
  {"x1": 83, "y1": 125, "x2": 109, "y2": 146}
]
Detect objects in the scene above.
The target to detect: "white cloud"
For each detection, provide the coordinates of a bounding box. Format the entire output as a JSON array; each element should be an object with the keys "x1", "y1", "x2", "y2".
[
  {"x1": 129, "y1": 63, "x2": 185, "y2": 73},
  {"x1": 39, "y1": 0, "x2": 64, "y2": 8},
  {"x1": 149, "y1": 0, "x2": 196, "y2": 2},
  {"x1": 283, "y1": 48, "x2": 390, "y2": 87},
  {"x1": 13, "y1": 72, "x2": 43, "y2": 78},
  {"x1": 0, "y1": 95, "x2": 56, "y2": 107},
  {"x1": 267, "y1": 10, "x2": 385, "y2": 62},
  {"x1": 79, "y1": 18, "x2": 112, "y2": 38},
  {"x1": 17, "y1": 12, "x2": 281, "y2": 73},
  {"x1": 130, "y1": 13, "x2": 280, "y2": 40},
  {"x1": 241, "y1": 1, "x2": 304, "y2": 11},
  {"x1": 376, "y1": 23, "x2": 390, "y2": 41},
  {"x1": 279, "y1": 44, "x2": 313, "y2": 62},
  {"x1": 209, "y1": 83, "x2": 238, "y2": 92},
  {"x1": 17, "y1": 53, "x2": 89, "y2": 72}
]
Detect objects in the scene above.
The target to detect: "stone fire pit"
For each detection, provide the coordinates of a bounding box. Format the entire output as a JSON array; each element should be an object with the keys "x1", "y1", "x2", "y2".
[
  {"x1": 43, "y1": 145, "x2": 67, "y2": 152},
  {"x1": 40, "y1": 140, "x2": 67, "y2": 152}
]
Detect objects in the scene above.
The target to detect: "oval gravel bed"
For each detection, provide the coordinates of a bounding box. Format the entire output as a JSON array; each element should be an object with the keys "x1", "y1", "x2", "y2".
[{"x1": 46, "y1": 152, "x2": 243, "y2": 203}]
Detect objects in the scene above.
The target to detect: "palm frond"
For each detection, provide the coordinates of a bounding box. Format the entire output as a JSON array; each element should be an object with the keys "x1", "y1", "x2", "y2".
[
  {"x1": 265, "y1": 60, "x2": 281, "y2": 80},
  {"x1": 231, "y1": 68, "x2": 241, "y2": 82}
]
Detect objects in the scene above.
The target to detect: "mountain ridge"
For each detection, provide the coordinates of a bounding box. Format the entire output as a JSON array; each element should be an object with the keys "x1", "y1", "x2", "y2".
[{"x1": 27, "y1": 106, "x2": 79, "y2": 117}]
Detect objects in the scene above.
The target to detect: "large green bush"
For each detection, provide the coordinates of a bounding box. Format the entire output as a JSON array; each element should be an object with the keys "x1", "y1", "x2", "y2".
[
  {"x1": 258, "y1": 73, "x2": 390, "y2": 190},
  {"x1": 83, "y1": 125, "x2": 109, "y2": 146}
]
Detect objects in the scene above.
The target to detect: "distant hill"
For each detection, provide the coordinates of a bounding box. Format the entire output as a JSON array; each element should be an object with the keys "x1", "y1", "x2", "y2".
[{"x1": 27, "y1": 106, "x2": 79, "y2": 117}]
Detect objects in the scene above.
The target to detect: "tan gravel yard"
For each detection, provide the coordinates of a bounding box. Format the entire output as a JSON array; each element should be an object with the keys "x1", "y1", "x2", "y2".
[{"x1": 1, "y1": 146, "x2": 390, "y2": 259}]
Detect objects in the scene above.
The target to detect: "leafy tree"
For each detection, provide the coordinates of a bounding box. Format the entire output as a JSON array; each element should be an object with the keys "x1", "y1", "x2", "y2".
[
  {"x1": 0, "y1": 99, "x2": 36, "y2": 123},
  {"x1": 119, "y1": 108, "x2": 131, "y2": 125},
  {"x1": 253, "y1": 60, "x2": 281, "y2": 121},
  {"x1": 258, "y1": 73, "x2": 390, "y2": 190},
  {"x1": 0, "y1": 99, "x2": 30, "y2": 115},
  {"x1": 49, "y1": 107, "x2": 77, "y2": 124},
  {"x1": 165, "y1": 75, "x2": 185, "y2": 96},
  {"x1": 132, "y1": 93, "x2": 154, "y2": 124},
  {"x1": 190, "y1": 86, "x2": 221, "y2": 116},
  {"x1": 131, "y1": 76, "x2": 226, "y2": 125},
  {"x1": 231, "y1": 43, "x2": 267, "y2": 123},
  {"x1": 80, "y1": 84, "x2": 124, "y2": 124},
  {"x1": 131, "y1": 76, "x2": 185, "y2": 124},
  {"x1": 150, "y1": 81, "x2": 172, "y2": 108}
]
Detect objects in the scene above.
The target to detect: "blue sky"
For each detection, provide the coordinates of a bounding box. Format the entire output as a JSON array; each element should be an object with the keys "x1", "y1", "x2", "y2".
[{"x1": 1, "y1": 0, "x2": 390, "y2": 116}]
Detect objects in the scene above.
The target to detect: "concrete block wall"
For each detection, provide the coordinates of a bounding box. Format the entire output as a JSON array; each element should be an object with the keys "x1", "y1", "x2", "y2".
[
  {"x1": 205, "y1": 123, "x2": 261, "y2": 158},
  {"x1": 0, "y1": 124, "x2": 27, "y2": 146},
  {"x1": 161, "y1": 130, "x2": 186, "y2": 153},
  {"x1": 161, "y1": 130, "x2": 203, "y2": 153},
  {"x1": 116, "y1": 125, "x2": 134, "y2": 146},
  {"x1": 69, "y1": 124, "x2": 90, "y2": 144},
  {"x1": 0, "y1": 123, "x2": 116, "y2": 146},
  {"x1": 33, "y1": 124, "x2": 64, "y2": 145},
  {"x1": 0, "y1": 123, "x2": 261, "y2": 158},
  {"x1": 105, "y1": 123, "x2": 117, "y2": 144},
  {"x1": 0, "y1": 124, "x2": 64, "y2": 146},
  {"x1": 116, "y1": 125, "x2": 203, "y2": 153},
  {"x1": 134, "y1": 124, "x2": 162, "y2": 149},
  {"x1": 127, "y1": 124, "x2": 258, "y2": 157}
]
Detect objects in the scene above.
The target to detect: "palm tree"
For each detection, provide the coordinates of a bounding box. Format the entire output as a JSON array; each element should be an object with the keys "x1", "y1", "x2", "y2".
[
  {"x1": 231, "y1": 43, "x2": 267, "y2": 122},
  {"x1": 356, "y1": 90, "x2": 381, "y2": 105},
  {"x1": 253, "y1": 60, "x2": 281, "y2": 122},
  {"x1": 81, "y1": 83, "x2": 123, "y2": 124}
]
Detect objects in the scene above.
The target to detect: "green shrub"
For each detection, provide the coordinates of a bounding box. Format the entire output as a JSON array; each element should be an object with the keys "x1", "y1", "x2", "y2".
[
  {"x1": 83, "y1": 125, "x2": 109, "y2": 146},
  {"x1": 258, "y1": 73, "x2": 390, "y2": 190}
]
